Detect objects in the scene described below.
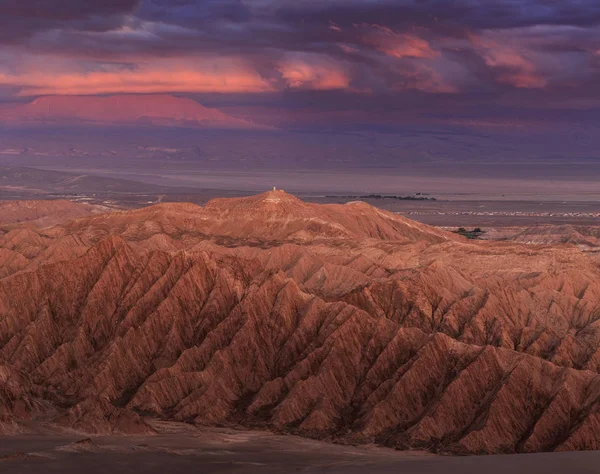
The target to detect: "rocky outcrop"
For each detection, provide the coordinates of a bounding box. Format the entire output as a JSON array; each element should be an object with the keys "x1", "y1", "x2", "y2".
[{"x1": 2, "y1": 192, "x2": 600, "y2": 453}]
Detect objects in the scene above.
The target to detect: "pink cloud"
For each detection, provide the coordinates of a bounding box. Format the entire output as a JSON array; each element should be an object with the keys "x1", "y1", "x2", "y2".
[
  {"x1": 277, "y1": 55, "x2": 350, "y2": 90},
  {"x1": 359, "y1": 24, "x2": 439, "y2": 59},
  {"x1": 338, "y1": 43, "x2": 360, "y2": 54},
  {"x1": 0, "y1": 57, "x2": 275, "y2": 96},
  {"x1": 471, "y1": 34, "x2": 547, "y2": 89}
]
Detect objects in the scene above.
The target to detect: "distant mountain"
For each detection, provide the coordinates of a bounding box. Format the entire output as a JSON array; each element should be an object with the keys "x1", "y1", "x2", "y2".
[
  {"x1": 0, "y1": 166, "x2": 189, "y2": 196},
  {"x1": 0, "y1": 95, "x2": 270, "y2": 130}
]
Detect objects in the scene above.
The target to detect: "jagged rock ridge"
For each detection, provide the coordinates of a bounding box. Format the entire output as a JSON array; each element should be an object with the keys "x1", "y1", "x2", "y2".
[{"x1": 2, "y1": 190, "x2": 600, "y2": 454}]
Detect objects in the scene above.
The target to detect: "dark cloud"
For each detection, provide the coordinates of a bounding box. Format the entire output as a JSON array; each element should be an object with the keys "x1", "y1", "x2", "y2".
[
  {"x1": 0, "y1": 0, "x2": 140, "y2": 43},
  {"x1": 2, "y1": 0, "x2": 600, "y2": 126},
  {"x1": 9, "y1": 1, "x2": 600, "y2": 62},
  {"x1": 139, "y1": 0, "x2": 251, "y2": 25},
  {"x1": 5, "y1": 1, "x2": 600, "y2": 60},
  {"x1": 275, "y1": 0, "x2": 600, "y2": 32}
]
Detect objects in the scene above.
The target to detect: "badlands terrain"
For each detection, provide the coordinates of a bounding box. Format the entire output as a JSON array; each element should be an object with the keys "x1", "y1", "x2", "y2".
[{"x1": 2, "y1": 191, "x2": 600, "y2": 457}]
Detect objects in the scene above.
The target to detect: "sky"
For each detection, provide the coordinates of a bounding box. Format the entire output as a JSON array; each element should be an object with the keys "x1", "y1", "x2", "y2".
[{"x1": 1, "y1": 0, "x2": 600, "y2": 128}]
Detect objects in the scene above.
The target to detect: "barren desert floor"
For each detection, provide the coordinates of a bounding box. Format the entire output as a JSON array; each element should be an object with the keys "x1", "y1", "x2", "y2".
[{"x1": 1, "y1": 425, "x2": 600, "y2": 474}]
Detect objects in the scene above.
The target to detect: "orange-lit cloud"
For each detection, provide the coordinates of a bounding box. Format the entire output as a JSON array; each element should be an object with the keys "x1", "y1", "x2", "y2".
[
  {"x1": 0, "y1": 58, "x2": 275, "y2": 96},
  {"x1": 338, "y1": 44, "x2": 360, "y2": 54},
  {"x1": 360, "y1": 24, "x2": 439, "y2": 59},
  {"x1": 471, "y1": 34, "x2": 547, "y2": 89},
  {"x1": 277, "y1": 55, "x2": 350, "y2": 90}
]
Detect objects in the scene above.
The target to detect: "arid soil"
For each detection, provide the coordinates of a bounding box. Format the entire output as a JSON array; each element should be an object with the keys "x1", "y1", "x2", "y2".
[
  {"x1": 1, "y1": 424, "x2": 600, "y2": 474},
  {"x1": 2, "y1": 191, "x2": 600, "y2": 455}
]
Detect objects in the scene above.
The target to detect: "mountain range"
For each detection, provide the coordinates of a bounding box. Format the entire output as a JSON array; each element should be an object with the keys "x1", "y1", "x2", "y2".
[
  {"x1": 2, "y1": 191, "x2": 600, "y2": 455},
  {"x1": 0, "y1": 95, "x2": 268, "y2": 130}
]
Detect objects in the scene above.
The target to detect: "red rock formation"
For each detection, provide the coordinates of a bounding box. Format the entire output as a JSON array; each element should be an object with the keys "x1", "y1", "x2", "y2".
[
  {"x1": 2, "y1": 191, "x2": 600, "y2": 453},
  {"x1": 0, "y1": 200, "x2": 100, "y2": 228}
]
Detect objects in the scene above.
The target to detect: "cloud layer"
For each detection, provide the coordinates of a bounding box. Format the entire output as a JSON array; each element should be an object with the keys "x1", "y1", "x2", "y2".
[{"x1": 1, "y1": 0, "x2": 600, "y2": 125}]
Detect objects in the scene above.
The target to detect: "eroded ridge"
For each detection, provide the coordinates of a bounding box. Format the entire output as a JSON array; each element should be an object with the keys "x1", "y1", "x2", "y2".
[{"x1": 2, "y1": 193, "x2": 600, "y2": 454}]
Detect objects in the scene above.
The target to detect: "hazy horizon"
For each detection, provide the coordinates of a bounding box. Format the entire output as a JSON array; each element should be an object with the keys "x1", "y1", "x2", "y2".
[
  {"x1": 1, "y1": 0, "x2": 600, "y2": 193},
  {"x1": 2, "y1": 122, "x2": 600, "y2": 200}
]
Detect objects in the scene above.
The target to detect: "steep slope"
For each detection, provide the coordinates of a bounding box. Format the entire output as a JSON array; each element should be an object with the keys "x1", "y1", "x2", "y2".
[
  {"x1": 0, "y1": 200, "x2": 107, "y2": 278},
  {"x1": 1, "y1": 95, "x2": 268, "y2": 130},
  {"x1": 2, "y1": 193, "x2": 600, "y2": 454}
]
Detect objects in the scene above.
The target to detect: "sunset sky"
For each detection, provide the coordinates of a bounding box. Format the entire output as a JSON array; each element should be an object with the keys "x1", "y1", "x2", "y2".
[{"x1": 1, "y1": 1, "x2": 600, "y2": 128}]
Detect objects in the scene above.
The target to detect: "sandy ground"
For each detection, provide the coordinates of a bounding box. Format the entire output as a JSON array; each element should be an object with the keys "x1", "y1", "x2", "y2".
[{"x1": 1, "y1": 424, "x2": 600, "y2": 473}]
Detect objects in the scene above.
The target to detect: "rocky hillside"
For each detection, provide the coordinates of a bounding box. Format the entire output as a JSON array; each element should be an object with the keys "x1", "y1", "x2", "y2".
[
  {"x1": 2, "y1": 190, "x2": 600, "y2": 454},
  {"x1": 0, "y1": 200, "x2": 103, "y2": 229}
]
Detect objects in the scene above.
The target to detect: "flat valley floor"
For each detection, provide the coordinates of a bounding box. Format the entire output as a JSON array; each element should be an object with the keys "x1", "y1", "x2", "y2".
[{"x1": 1, "y1": 426, "x2": 600, "y2": 474}]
